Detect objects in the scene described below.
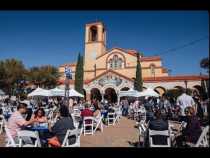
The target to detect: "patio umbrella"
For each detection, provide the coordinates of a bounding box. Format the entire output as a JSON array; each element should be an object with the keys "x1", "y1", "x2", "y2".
[{"x1": 28, "y1": 87, "x2": 52, "y2": 97}]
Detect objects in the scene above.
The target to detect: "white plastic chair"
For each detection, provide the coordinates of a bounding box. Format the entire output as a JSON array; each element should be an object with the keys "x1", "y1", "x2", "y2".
[
  {"x1": 93, "y1": 115, "x2": 103, "y2": 133},
  {"x1": 73, "y1": 107, "x2": 81, "y2": 118},
  {"x1": 0, "y1": 115, "x2": 4, "y2": 134},
  {"x1": 114, "y1": 107, "x2": 122, "y2": 123},
  {"x1": 62, "y1": 129, "x2": 81, "y2": 147},
  {"x1": 186, "y1": 126, "x2": 209, "y2": 147},
  {"x1": 83, "y1": 117, "x2": 94, "y2": 135},
  {"x1": 17, "y1": 130, "x2": 41, "y2": 147},
  {"x1": 47, "y1": 110, "x2": 54, "y2": 121},
  {"x1": 108, "y1": 112, "x2": 118, "y2": 126},
  {"x1": 5, "y1": 127, "x2": 18, "y2": 147},
  {"x1": 149, "y1": 129, "x2": 171, "y2": 147}
]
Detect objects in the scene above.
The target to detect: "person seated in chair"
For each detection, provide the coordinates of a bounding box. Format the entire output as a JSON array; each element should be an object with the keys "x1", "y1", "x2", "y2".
[
  {"x1": 7, "y1": 102, "x2": 36, "y2": 144},
  {"x1": 31, "y1": 108, "x2": 47, "y2": 123},
  {"x1": 175, "y1": 106, "x2": 202, "y2": 147},
  {"x1": 149, "y1": 109, "x2": 168, "y2": 131},
  {"x1": 147, "y1": 109, "x2": 169, "y2": 146},
  {"x1": 48, "y1": 105, "x2": 75, "y2": 147},
  {"x1": 78, "y1": 103, "x2": 93, "y2": 129},
  {"x1": 93, "y1": 102, "x2": 101, "y2": 119}
]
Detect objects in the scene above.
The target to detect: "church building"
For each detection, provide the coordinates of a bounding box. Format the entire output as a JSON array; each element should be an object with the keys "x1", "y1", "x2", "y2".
[{"x1": 58, "y1": 22, "x2": 208, "y2": 102}]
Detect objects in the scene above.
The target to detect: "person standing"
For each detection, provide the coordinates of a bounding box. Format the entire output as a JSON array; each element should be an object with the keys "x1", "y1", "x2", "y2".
[
  {"x1": 176, "y1": 89, "x2": 195, "y2": 120},
  {"x1": 122, "y1": 99, "x2": 129, "y2": 116}
]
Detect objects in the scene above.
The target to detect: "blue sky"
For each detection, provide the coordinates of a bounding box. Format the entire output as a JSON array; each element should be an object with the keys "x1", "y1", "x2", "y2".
[{"x1": 0, "y1": 11, "x2": 209, "y2": 75}]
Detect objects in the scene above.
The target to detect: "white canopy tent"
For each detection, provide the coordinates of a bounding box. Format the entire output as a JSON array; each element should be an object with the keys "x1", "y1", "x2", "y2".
[
  {"x1": 28, "y1": 87, "x2": 52, "y2": 97},
  {"x1": 50, "y1": 87, "x2": 84, "y2": 98},
  {"x1": 119, "y1": 88, "x2": 142, "y2": 98},
  {"x1": 0, "y1": 89, "x2": 5, "y2": 96},
  {"x1": 139, "y1": 87, "x2": 159, "y2": 97},
  {"x1": 50, "y1": 87, "x2": 65, "y2": 96},
  {"x1": 69, "y1": 89, "x2": 84, "y2": 98}
]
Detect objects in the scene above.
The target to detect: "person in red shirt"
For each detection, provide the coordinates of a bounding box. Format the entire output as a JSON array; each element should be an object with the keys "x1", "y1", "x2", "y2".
[{"x1": 78, "y1": 103, "x2": 93, "y2": 128}]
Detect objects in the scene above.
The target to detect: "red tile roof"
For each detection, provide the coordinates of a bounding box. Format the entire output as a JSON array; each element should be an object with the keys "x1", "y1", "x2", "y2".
[
  {"x1": 96, "y1": 47, "x2": 161, "y2": 62},
  {"x1": 59, "y1": 63, "x2": 76, "y2": 67},
  {"x1": 57, "y1": 75, "x2": 209, "y2": 85},
  {"x1": 143, "y1": 75, "x2": 209, "y2": 82}
]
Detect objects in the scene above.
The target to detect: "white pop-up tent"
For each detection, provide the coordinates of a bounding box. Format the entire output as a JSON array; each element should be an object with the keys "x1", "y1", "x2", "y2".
[
  {"x1": 69, "y1": 89, "x2": 84, "y2": 98},
  {"x1": 50, "y1": 87, "x2": 65, "y2": 96},
  {"x1": 0, "y1": 89, "x2": 5, "y2": 96},
  {"x1": 139, "y1": 87, "x2": 159, "y2": 97},
  {"x1": 119, "y1": 88, "x2": 142, "y2": 98},
  {"x1": 28, "y1": 87, "x2": 52, "y2": 97},
  {"x1": 52, "y1": 87, "x2": 84, "y2": 98}
]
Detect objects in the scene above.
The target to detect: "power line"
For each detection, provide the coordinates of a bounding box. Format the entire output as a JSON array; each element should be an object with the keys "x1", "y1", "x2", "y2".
[{"x1": 156, "y1": 35, "x2": 209, "y2": 56}]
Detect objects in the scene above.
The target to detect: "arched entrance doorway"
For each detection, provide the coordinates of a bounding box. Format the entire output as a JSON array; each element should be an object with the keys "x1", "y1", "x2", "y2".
[
  {"x1": 90, "y1": 88, "x2": 102, "y2": 101},
  {"x1": 193, "y1": 85, "x2": 206, "y2": 98},
  {"x1": 104, "y1": 88, "x2": 117, "y2": 103},
  {"x1": 154, "y1": 86, "x2": 166, "y2": 96}
]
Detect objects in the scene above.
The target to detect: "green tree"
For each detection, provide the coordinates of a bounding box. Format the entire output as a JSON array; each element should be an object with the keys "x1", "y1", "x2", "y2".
[
  {"x1": 134, "y1": 53, "x2": 143, "y2": 91},
  {"x1": 28, "y1": 65, "x2": 59, "y2": 89},
  {"x1": 0, "y1": 58, "x2": 27, "y2": 95},
  {"x1": 74, "y1": 53, "x2": 84, "y2": 94},
  {"x1": 200, "y1": 57, "x2": 209, "y2": 73}
]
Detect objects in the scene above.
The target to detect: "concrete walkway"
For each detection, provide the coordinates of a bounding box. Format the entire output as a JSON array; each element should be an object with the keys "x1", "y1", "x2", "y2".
[{"x1": 80, "y1": 117, "x2": 139, "y2": 147}]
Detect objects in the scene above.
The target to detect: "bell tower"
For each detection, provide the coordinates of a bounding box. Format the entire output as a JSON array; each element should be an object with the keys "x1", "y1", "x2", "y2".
[{"x1": 84, "y1": 22, "x2": 106, "y2": 71}]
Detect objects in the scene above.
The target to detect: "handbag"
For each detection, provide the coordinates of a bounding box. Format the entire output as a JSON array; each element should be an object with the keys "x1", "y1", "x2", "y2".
[{"x1": 48, "y1": 136, "x2": 61, "y2": 147}]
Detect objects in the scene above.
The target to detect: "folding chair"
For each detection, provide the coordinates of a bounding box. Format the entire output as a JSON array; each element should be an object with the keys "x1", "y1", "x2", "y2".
[
  {"x1": 186, "y1": 126, "x2": 209, "y2": 147},
  {"x1": 83, "y1": 117, "x2": 94, "y2": 135},
  {"x1": 93, "y1": 115, "x2": 103, "y2": 133},
  {"x1": 138, "y1": 121, "x2": 148, "y2": 147},
  {"x1": 0, "y1": 115, "x2": 4, "y2": 134},
  {"x1": 17, "y1": 130, "x2": 41, "y2": 147},
  {"x1": 62, "y1": 129, "x2": 80, "y2": 147},
  {"x1": 149, "y1": 129, "x2": 171, "y2": 147},
  {"x1": 5, "y1": 127, "x2": 18, "y2": 147},
  {"x1": 114, "y1": 107, "x2": 122, "y2": 123},
  {"x1": 72, "y1": 107, "x2": 81, "y2": 119},
  {"x1": 107, "y1": 112, "x2": 116, "y2": 126}
]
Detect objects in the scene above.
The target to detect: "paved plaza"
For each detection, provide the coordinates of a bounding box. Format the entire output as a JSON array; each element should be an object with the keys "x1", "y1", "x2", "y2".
[{"x1": 0, "y1": 117, "x2": 139, "y2": 147}]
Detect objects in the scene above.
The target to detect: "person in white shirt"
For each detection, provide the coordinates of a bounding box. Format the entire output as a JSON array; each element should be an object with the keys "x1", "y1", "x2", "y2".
[{"x1": 176, "y1": 89, "x2": 195, "y2": 116}]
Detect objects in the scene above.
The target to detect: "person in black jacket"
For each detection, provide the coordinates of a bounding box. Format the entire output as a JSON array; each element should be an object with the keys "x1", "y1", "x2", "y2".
[
  {"x1": 146, "y1": 109, "x2": 169, "y2": 146},
  {"x1": 149, "y1": 109, "x2": 168, "y2": 131},
  {"x1": 49, "y1": 105, "x2": 76, "y2": 145}
]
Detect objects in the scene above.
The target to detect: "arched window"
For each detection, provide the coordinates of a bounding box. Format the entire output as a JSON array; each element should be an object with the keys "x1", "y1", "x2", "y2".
[
  {"x1": 108, "y1": 55, "x2": 124, "y2": 69},
  {"x1": 89, "y1": 26, "x2": 98, "y2": 42},
  {"x1": 118, "y1": 58, "x2": 123, "y2": 68}
]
